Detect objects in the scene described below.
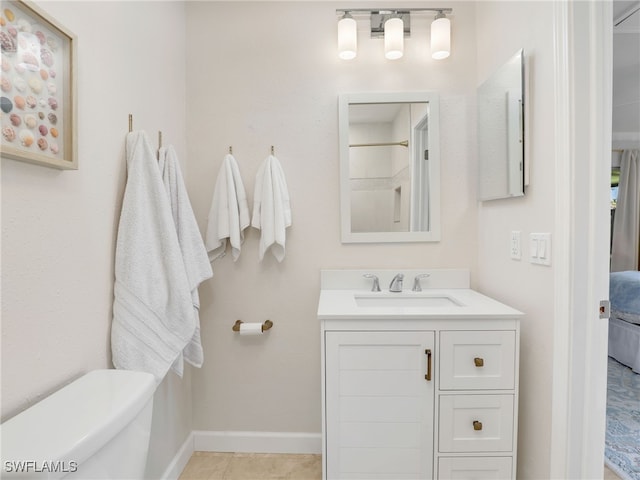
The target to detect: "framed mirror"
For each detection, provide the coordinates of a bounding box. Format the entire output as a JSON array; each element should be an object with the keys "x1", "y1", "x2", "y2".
[
  {"x1": 477, "y1": 49, "x2": 525, "y2": 201},
  {"x1": 339, "y1": 92, "x2": 441, "y2": 243}
]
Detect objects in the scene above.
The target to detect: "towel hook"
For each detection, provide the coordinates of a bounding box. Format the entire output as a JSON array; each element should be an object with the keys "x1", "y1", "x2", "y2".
[
  {"x1": 229, "y1": 146, "x2": 233, "y2": 154},
  {"x1": 128, "y1": 114, "x2": 133, "y2": 133},
  {"x1": 270, "y1": 145, "x2": 275, "y2": 155},
  {"x1": 158, "y1": 131, "x2": 163, "y2": 149}
]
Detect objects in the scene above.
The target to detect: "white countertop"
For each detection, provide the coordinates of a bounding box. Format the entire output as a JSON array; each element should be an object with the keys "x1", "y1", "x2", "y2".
[
  {"x1": 317, "y1": 288, "x2": 524, "y2": 320},
  {"x1": 317, "y1": 269, "x2": 523, "y2": 320}
]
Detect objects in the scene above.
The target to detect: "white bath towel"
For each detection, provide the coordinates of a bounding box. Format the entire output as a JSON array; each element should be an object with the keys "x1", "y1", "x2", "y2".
[
  {"x1": 159, "y1": 146, "x2": 213, "y2": 375},
  {"x1": 251, "y1": 155, "x2": 291, "y2": 262},
  {"x1": 205, "y1": 154, "x2": 250, "y2": 262},
  {"x1": 112, "y1": 131, "x2": 196, "y2": 384}
]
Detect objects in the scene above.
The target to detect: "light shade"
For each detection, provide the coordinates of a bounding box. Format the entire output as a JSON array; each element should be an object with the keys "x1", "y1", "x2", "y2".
[
  {"x1": 384, "y1": 17, "x2": 404, "y2": 60},
  {"x1": 338, "y1": 14, "x2": 357, "y2": 60},
  {"x1": 431, "y1": 13, "x2": 450, "y2": 60}
]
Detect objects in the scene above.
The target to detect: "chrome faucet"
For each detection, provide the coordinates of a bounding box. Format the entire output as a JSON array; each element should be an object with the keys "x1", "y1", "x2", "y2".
[
  {"x1": 412, "y1": 273, "x2": 431, "y2": 292},
  {"x1": 389, "y1": 273, "x2": 404, "y2": 292},
  {"x1": 363, "y1": 274, "x2": 381, "y2": 292}
]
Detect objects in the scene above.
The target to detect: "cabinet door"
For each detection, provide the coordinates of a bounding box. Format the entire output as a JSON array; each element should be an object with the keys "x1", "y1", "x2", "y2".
[{"x1": 325, "y1": 331, "x2": 435, "y2": 479}]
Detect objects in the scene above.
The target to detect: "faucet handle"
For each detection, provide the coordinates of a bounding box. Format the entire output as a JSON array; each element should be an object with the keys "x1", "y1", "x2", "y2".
[
  {"x1": 389, "y1": 273, "x2": 404, "y2": 292},
  {"x1": 412, "y1": 273, "x2": 431, "y2": 292},
  {"x1": 363, "y1": 274, "x2": 381, "y2": 292}
]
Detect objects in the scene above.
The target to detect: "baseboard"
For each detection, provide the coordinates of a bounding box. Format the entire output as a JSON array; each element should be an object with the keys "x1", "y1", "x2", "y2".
[
  {"x1": 193, "y1": 430, "x2": 322, "y2": 455},
  {"x1": 160, "y1": 431, "x2": 194, "y2": 480}
]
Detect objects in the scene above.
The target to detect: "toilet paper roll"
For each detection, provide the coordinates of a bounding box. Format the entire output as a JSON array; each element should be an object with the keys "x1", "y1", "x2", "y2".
[{"x1": 239, "y1": 322, "x2": 263, "y2": 336}]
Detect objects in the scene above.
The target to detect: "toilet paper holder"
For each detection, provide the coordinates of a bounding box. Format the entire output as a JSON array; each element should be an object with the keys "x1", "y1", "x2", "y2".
[{"x1": 232, "y1": 319, "x2": 274, "y2": 332}]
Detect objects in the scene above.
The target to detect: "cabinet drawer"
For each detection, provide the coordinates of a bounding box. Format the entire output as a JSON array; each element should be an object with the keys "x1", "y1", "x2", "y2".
[
  {"x1": 439, "y1": 330, "x2": 516, "y2": 390},
  {"x1": 438, "y1": 456, "x2": 513, "y2": 479},
  {"x1": 439, "y1": 395, "x2": 514, "y2": 453}
]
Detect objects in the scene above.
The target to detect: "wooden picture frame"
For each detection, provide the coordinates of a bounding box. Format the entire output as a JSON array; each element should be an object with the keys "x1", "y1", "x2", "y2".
[{"x1": 1, "y1": 0, "x2": 77, "y2": 169}]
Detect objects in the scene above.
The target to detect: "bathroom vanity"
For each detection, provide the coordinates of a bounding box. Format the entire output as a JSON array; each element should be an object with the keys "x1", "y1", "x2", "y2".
[{"x1": 318, "y1": 269, "x2": 522, "y2": 480}]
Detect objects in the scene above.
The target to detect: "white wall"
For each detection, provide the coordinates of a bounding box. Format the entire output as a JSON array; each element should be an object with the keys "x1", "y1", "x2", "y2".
[
  {"x1": 185, "y1": 1, "x2": 479, "y2": 435},
  {"x1": 475, "y1": 2, "x2": 556, "y2": 479},
  {"x1": 1, "y1": 2, "x2": 191, "y2": 477}
]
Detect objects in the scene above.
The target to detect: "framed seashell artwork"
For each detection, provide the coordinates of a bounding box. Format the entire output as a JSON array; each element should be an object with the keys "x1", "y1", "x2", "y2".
[{"x1": 0, "y1": 0, "x2": 76, "y2": 169}]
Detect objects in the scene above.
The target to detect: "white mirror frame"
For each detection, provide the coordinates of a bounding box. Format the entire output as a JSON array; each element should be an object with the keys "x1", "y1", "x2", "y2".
[{"x1": 339, "y1": 92, "x2": 441, "y2": 243}]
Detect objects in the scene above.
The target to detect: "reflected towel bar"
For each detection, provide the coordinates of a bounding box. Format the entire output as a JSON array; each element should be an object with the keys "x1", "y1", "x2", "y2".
[
  {"x1": 349, "y1": 140, "x2": 409, "y2": 148},
  {"x1": 232, "y1": 319, "x2": 274, "y2": 332}
]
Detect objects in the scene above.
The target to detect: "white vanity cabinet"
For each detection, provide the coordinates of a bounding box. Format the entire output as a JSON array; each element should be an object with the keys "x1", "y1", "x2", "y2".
[
  {"x1": 322, "y1": 321, "x2": 520, "y2": 480},
  {"x1": 318, "y1": 269, "x2": 522, "y2": 480},
  {"x1": 324, "y1": 331, "x2": 436, "y2": 479}
]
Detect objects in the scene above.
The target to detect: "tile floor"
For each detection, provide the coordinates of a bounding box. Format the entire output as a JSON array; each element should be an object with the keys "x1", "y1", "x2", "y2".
[
  {"x1": 179, "y1": 452, "x2": 321, "y2": 480},
  {"x1": 180, "y1": 452, "x2": 621, "y2": 480}
]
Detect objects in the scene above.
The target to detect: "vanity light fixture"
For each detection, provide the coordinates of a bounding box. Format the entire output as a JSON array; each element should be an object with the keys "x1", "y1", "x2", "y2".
[
  {"x1": 338, "y1": 11, "x2": 357, "y2": 60},
  {"x1": 384, "y1": 14, "x2": 404, "y2": 60},
  {"x1": 430, "y1": 10, "x2": 451, "y2": 59},
  {"x1": 336, "y1": 7, "x2": 453, "y2": 61}
]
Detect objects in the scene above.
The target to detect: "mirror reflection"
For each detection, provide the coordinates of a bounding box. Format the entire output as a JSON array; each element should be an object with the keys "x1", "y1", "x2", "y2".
[
  {"x1": 339, "y1": 92, "x2": 441, "y2": 243},
  {"x1": 477, "y1": 49, "x2": 525, "y2": 201}
]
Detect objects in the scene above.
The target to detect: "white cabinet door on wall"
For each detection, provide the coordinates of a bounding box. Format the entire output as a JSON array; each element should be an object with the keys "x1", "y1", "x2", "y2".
[{"x1": 325, "y1": 331, "x2": 435, "y2": 479}]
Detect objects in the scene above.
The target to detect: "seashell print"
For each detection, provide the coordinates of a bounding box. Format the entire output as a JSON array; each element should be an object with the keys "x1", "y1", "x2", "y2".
[
  {"x1": 9, "y1": 113, "x2": 20, "y2": 126},
  {"x1": 49, "y1": 141, "x2": 59, "y2": 154},
  {"x1": 0, "y1": 95, "x2": 13, "y2": 113},
  {"x1": 47, "y1": 97, "x2": 57, "y2": 110},
  {"x1": 38, "y1": 111, "x2": 44, "y2": 120},
  {"x1": 40, "y1": 49, "x2": 53, "y2": 68},
  {"x1": 19, "y1": 129, "x2": 34, "y2": 147},
  {"x1": 38, "y1": 98, "x2": 46, "y2": 108},
  {"x1": 4, "y1": 8, "x2": 15, "y2": 22},
  {"x1": 14, "y1": 63, "x2": 25, "y2": 74},
  {"x1": 20, "y1": 52, "x2": 39, "y2": 70},
  {"x1": 46, "y1": 36, "x2": 58, "y2": 52},
  {"x1": 47, "y1": 82, "x2": 56, "y2": 95},
  {"x1": 49, "y1": 69, "x2": 56, "y2": 78},
  {"x1": 37, "y1": 137, "x2": 47, "y2": 150},
  {"x1": 38, "y1": 124, "x2": 47, "y2": 136},
  {"x1": 0, "y1": 76, "x2": 11, "y2": 92},
  {"x1": 16, "y1": 19, "x2": 32, "y2": 33},
  {"x1": 7, "y1": 26, "x2": 17, "y2": 38},
  {"x1": 0, "y1": 17, "x2": 5, "y2": 27},
  {"x1": 35, "y1": 31, "x2": 46, "y2": 45},
  {"x1": 0, "y1": 31, "x2": 16, "y2": 53},
  {"x1": 28, "y1": 76, "x2": 42, "y2": 93},
  {"x1": 47, "y1": 112, "x2": 57, "y2": 124},
  {"x1": 13, "y1": 76, "x2": 26, "y2": 92},
  {"x1": 24, "y1": 114, "x2": 37, "y2": 129},
  {"x1": 1, "y1": 56, "x2": 10, "y2": 72},
  {"x1": 50, "y1": 127, "x2": 58, "y2": 138},
  {"x1": 25, "y1": 95, "x2": 36, "y2": 108},
  {"x1": 13, "y1": 95, "x2": 25, "y2": 109},
  {"x1": 2, "y1": 126, "x2": 16, "y2": 142},
  {"x1": 39, "y1": 69, "x2": 48, "y2": 80}
]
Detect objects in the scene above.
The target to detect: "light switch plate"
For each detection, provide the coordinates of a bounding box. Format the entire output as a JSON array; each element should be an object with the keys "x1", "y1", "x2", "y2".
[{"x1": 530, "y1": 233, "x2": 551, "y2": 265}]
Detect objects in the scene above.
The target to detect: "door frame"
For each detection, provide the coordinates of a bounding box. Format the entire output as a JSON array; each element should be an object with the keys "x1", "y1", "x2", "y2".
[{"x1": 550, "y1": 1, "x2": 613, "y2": 478}]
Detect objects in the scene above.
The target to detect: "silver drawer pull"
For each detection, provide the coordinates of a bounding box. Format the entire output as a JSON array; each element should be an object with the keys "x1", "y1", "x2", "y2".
[
  {"x1": 473, "y1": 420, "x2": 483, "y2": 431},
  {"x1": 474, "y1": 357, "x2": 484, "y2": 367}
]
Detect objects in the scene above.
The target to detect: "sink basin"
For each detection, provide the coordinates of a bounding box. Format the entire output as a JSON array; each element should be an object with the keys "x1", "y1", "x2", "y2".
[{"x1": 354, "y1": 293, "x2": 463, "y2": 308}]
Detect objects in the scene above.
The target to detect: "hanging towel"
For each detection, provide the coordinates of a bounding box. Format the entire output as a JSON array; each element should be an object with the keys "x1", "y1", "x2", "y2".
[
  {"x1": 111, "y1": 131, "x2": 196, "y2": 384},
  {"x1": 251, "y1": 154, "x2": 291, "y2": 262},
  {"x1": 159, "y1": 145, "x2": 213, "y2": 375},
  {"x1": 205, "y1": 154, "x2": 250, "y2": 261}
]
